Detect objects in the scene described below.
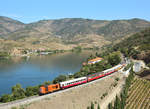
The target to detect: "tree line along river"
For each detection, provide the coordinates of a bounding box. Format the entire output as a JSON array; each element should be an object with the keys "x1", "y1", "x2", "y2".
[{"x1": 0, "y1": 51, "x2": 95, "y2": 96}]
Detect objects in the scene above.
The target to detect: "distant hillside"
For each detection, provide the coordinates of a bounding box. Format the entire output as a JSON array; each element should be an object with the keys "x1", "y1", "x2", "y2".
[
  {"x1": 4, "y1": 18, "x2": 150, "y2": 40},
  {"x1": 0, "y1": 17, "x2": 150, "y2": 50},
  {"x1": 113, "y1": 27, "x2": 150, "y2": 64},
  {"x1": 0, "y1": 16, "x2": 25, "y2": 36},
  {"x1": 97, "y1": 18, "x2": 150, "y2": 40}
]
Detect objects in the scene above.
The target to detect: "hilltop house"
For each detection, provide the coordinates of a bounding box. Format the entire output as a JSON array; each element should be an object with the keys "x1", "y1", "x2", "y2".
[{"x1": 88, "y1": 57, "x2": 103, "y2": 64}]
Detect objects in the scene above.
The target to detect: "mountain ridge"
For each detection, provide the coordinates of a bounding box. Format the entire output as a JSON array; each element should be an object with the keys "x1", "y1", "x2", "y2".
[{"x1": 0, "y1": 16, "x2": 150, "y2": 51}]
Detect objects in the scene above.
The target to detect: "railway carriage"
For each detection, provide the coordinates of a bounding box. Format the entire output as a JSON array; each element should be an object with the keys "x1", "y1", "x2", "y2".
[
  {"x1": 103, "y1": 68, "x2": 114, "y2": 76},
  {"x1": 87, "y1": 72, "x2": 104, "y2": 82},
  {"x1": 60, "y1": 77, "x2": 87, "y2": 89}
]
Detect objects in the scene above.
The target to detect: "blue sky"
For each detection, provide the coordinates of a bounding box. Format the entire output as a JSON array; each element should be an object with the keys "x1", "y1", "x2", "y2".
[{"x1": 0, "y1": 0, "x2": 150, "y2": 23}]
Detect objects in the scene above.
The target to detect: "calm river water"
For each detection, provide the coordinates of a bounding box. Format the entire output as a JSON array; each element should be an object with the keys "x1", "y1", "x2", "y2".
[{"x1": 0, "y1": 51, "x2": 94, "y2": 96}]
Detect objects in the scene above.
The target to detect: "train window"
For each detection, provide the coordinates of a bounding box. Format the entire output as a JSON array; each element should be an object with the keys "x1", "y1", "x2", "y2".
[{"x1": 46, "y1": 86, "x2": 48, "y2": 91}]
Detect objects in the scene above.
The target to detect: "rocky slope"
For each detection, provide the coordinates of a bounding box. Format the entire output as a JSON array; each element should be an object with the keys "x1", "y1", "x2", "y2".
[{"x1": 0, "y1": 16, "x2": 25, "y2": 36}]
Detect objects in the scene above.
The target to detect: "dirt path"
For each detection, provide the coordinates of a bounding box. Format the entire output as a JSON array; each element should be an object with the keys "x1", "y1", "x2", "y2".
[{"x1": 11, "y1": 71, "x2": 125, "y2": 109}]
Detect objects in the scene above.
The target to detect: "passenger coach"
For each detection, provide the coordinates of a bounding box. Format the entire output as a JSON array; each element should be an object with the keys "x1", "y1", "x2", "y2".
[{"x1": 60, "y1": 77, "x2": 87, "y2": 89}]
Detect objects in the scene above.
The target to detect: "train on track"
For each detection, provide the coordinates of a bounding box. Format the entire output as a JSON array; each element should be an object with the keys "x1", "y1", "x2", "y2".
[{"x1": 39, "y1": 64, "x2": 125, "y2": 95}]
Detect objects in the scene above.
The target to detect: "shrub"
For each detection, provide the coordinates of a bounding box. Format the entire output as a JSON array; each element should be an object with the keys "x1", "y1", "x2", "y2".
[
  {"x1": 11, "y1": 84, "x2": 26, "y2": 100},
  {"x1": 97, "y1": 104, "x2": 100, "y2": 109},
  {"x1": 53, "y1": 75, "x2": 67, "y2": 84},
  {"x1": 115, "y1": 77, "x2": 120, "y2": 81},
  {"x1": 25, "y1": 86, "x2": 39, "y2": 97},
  {"x1": 108, "y1": 52, "x2": 121, "y2": 66},
  {"x1": 91, "y1": 102, "x2": 94, "y2": 109},
  {"x1": 0, "y1": 94, "x2": 12, "y2": 103}
]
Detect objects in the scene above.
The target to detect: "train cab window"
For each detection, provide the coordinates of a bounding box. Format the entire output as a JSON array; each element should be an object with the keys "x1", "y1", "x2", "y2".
[
  {"x1": 52, "y1": 86, "x2": 56, "y2": 88},
  {"x1": 46, "y1": 86, "x2": 48, "y2": 91}
]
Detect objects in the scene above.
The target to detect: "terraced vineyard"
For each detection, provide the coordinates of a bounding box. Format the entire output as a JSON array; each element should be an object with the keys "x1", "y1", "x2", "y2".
[{"x1": 125, "y1": 77, "x2": 150, "y2": 109}]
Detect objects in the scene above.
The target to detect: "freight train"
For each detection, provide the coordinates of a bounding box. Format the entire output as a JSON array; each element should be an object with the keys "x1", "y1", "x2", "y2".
[{"x1": 39, "y1": 64, "x2": 124, "y2": 95}]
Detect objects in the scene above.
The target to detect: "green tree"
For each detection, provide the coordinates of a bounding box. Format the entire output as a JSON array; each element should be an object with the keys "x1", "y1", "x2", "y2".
[
  {"x1": 97, "y1": 104, "x2": 100, "y2": 109},
  {"x1": 87, "y1": 106, "x2": 90, "y2": 109},
  {"x1": 53, "y1": 75, "x2": 67, "y2": 84},
  {"x1": 11, "y1": 84, "x2": 26, "y2": 100},
  {"x1": 74, "y1": 71, "x2": 83, "y2": 78},
  {"x1": 108, "y1": 52, "x2": 121, "y2": 66},
  {"x1": 81, "y1": 65, "x2": 90, "y2": 73},
  {"x1": 25, "y1": 86, "x2": 39, "y2": 97},
  {"x1": 43, "y1": 81, "x2": 52, "y2": 85},
  {"x1": 120, "y1": 92, "x2": 125, "y2": 109},
  {"x1": 108, "y1": 103, "x2": 113, "y2": 109},
  {"x1": 0, "y1": 94, "x2": 12, "y2": 103},
  {"x1": 114, "y1": 96, "x2": 121, "y2": 109},
  {"x1": 91, "y1": 102, "x2": 94, "y2": 109}
]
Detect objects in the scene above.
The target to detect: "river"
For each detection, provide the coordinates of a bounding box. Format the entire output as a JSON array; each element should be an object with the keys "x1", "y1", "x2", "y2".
[{"x1": 0, "y1": 51, "x2": 95, "y2": 96}]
